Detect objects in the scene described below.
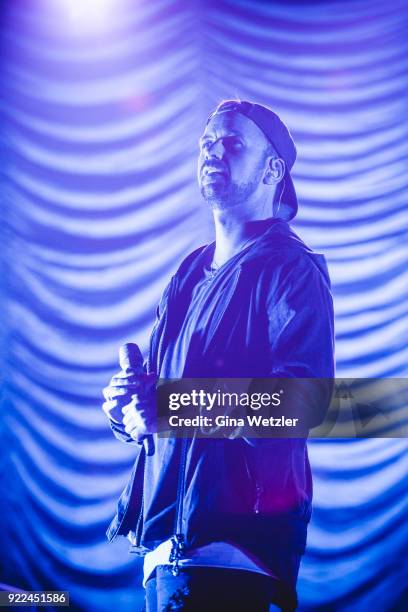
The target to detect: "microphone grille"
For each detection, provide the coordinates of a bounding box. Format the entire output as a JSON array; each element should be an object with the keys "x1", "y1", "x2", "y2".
[{"x1": 119, "y1": 342, "x2": 143, "y2": 371}]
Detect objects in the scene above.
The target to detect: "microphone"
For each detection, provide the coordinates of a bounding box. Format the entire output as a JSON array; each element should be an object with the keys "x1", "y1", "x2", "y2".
[{"x1": 119, "y1": 342, "x2": 155, "y2": 456}]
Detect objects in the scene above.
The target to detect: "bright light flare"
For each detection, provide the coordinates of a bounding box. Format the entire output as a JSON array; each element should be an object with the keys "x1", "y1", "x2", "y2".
[{"x1": 58, "y1": 0, "x2": 117, "y2": 30}]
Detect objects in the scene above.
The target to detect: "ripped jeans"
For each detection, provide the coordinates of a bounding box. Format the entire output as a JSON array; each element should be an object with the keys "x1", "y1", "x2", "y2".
[{"x1": 144, "y1": 566, "x2": 291, "y2": 612}]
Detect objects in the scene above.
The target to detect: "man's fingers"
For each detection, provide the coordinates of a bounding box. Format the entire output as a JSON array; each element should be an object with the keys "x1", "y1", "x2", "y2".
[
  {"x1": 122, "y1": 400, "x2": 136, "y2": 415},
  {"x1": 102, "y1": 400, "x2": 123, "y2": 423},
  {"x1": 124, "y1": 422, "x2": 140, "y2": 437},
  {"x1": 104, "y1": 371, "x2": 155, "y2": 401},
  {"x1": 123, "y1": 406, "x2": 148, "y2": 425},
  {"x1": 110, "y1": 376, "x2": 142, "y2": 388},
  {"x1": 102, "y1": 386, "x2": 111, "y2": 401},
  {"x1": 122, "y1": 409, "x2": 135, "y2": 425},
  {"x1": 103, "y1": 386, "x2": 135, "y2": 401},
  {"x1": 102, "y1": 399, "x2": 114, "y2": 416},
  {"x1": 103, "y1": 385, "x2": 122, "y2": 401},
  {"x1": 110, "y1": 370, "x2": 155, "y2": 387},
  {"x1": 110, "y1": 368, "x2": 143, "y2": 379},
  {"x1": 125, "y1": 427, "x2": 139, "y2": 440},
  {"x1": 108, "y1": 379, "x2": 142, "y2": 391}
]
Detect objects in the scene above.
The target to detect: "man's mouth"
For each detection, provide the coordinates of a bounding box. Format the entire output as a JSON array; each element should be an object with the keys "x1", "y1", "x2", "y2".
[{"x1": 202, "y1": 165, "x2": 227, "y2": 178}]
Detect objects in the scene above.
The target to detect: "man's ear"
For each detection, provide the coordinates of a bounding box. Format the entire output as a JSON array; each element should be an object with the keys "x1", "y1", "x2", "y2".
[{"x1": 263, "y1": 157, "x2": 285, "y2": 185}]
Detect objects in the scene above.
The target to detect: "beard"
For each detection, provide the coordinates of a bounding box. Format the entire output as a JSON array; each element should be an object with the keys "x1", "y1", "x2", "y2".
[{"x1": 200, "y1": 175, "x2": 262, "y2": 210}]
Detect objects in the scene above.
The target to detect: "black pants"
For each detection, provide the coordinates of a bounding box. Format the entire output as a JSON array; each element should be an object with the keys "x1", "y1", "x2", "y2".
[{"x1": 145, "y1": 565, "x2": 292, "y2": 611}]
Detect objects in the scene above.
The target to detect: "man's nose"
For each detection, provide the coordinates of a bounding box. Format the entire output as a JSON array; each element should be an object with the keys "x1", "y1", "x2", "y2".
[{"x1": 205, "y1": 139, "x2": 225, "y2": 160}]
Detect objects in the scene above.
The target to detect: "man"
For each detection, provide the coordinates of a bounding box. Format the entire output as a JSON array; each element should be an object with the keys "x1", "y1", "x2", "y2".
[{"x1": 102, "y1": 100, "x2": 335, "y2": 611}]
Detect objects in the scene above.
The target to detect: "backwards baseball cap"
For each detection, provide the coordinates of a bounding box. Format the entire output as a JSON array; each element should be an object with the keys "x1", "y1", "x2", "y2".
[{"x1": 206, "y1": 100, "x2": 298, "y2": 220}]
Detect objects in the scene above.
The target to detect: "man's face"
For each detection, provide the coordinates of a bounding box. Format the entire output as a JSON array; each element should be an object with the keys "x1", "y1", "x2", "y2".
[{"x1": 198, "y1": 111, "x2": 271, "y2": 210}]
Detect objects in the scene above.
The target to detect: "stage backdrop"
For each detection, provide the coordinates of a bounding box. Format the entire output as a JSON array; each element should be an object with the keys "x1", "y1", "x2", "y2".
[{"x1": 1, "y1": 1, "x2": 407, "y2": 610}]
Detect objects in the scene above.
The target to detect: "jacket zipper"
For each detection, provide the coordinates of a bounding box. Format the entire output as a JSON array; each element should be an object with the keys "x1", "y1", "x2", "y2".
[
  {"x1": 167, "y1": 269, "x2": 240, "y2": 568},
  {"x1": 254, "y1": 482, "x2": 263, "y2": 514},
  {"x1": 169, "y1": 436, "x2": 188, "y2": 575},
  {"x1": 133, "y1": 280, "x2": 172, "y2": 549},
  {"x1": 130, "y1": 448, "x2": 150, "y2": 553},
  {"x1": 146, "y1": 274, "x2": 189, "y2": 566},
  {"x1": 134, "y1": 300, "x2": 171, "y2": 550},
  {"x1": 134, "y1": 479, "x2": 145, "y2": 547},
  {"x1": 244, "y1": 449, "x2": 262, "y2": 515}
]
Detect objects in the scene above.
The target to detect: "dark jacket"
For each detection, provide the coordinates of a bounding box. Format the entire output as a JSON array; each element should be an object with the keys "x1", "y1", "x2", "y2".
[{"x1": 106, "y1": 219, "x2": 335, "y2": 604}]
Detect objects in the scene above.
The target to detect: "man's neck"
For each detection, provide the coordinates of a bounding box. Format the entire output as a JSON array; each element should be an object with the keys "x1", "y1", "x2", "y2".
[{"x1": 212, "y1": 206, "x2": 273, "y2": 267}]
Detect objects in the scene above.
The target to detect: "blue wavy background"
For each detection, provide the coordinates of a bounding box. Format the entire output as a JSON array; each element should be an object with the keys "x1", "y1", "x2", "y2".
[{"x1": 0, "y1": 1, "x2": 407, "y2": 610}]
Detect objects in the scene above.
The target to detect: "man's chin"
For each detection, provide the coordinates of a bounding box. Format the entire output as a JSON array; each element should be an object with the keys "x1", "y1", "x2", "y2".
[
  {"x1": 204, "y1": 197, "x2": 243, "y2": 212},
  {"x1": 203, "y1": 196, "x2": 234, "y2": 211},
  {"x1": 200, "y1": 186, "x2": 236, "y2": 210}
]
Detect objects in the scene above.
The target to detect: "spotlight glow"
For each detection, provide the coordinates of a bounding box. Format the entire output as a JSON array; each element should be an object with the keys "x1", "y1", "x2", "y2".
[{"x1": 59, "y1": 0, "x2": 117, "y2": 29}]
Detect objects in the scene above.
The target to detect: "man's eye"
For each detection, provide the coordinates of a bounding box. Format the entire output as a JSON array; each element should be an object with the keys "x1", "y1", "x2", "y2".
[
  {"x1": 225, "y1": 138, "x2": 243, "y2": 150},
  {"x1": 199, "y1": 138, "x2": 242, "y2": 152}
]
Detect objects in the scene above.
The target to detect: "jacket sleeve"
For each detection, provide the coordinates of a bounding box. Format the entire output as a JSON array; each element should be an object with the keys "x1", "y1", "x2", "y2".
[{"x1": 264, "y1": 250, "x2": 335, "y2": 429}]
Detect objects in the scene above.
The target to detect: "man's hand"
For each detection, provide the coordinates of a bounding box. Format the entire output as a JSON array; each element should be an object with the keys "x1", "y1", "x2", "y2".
[
  {"x1": 102, "y1": 370, "x2": 157, "y2": 442},
  {"x1": 121, "y1": 375, "x2": 156, "y2": 441}
]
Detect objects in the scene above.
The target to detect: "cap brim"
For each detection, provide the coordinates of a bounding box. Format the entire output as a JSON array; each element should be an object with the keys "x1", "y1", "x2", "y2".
[{"x1": 276, "y1": 171, "x2": 298, "y2": 221}]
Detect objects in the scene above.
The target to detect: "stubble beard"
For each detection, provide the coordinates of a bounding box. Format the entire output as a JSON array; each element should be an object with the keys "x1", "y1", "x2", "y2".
[{"x1": 200, "y1": 179, "x2": 260, "y2": 211}]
